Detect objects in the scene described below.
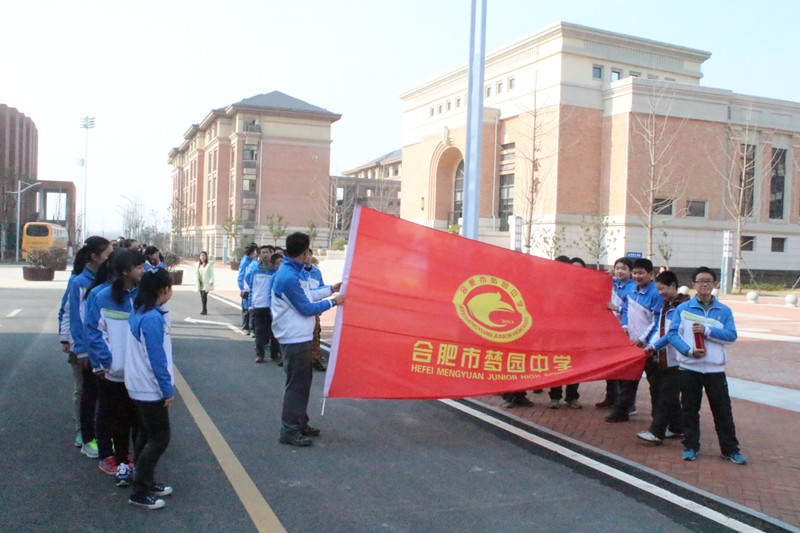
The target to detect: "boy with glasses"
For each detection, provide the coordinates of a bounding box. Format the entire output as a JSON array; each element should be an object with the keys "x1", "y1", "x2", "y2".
[{"x1": 667, "y1": 267, "x2": 746, "y2": 464}]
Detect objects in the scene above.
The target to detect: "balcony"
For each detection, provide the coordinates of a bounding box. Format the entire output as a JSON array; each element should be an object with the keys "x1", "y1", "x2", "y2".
[
  {"x1": 245, "y1": 124, "x2": 261, "y2": 133},
  {"x1": 243, "y1": 159, "x2": 257, "y2": 169}
]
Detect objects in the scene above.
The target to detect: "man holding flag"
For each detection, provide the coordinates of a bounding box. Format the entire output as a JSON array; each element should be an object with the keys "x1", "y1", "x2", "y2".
[{"x1": 271, "y1": 232, "x2": 344, "y2": 447}]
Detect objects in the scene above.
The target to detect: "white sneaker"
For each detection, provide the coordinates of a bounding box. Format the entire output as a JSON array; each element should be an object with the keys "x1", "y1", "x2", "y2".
[
  {"x1": 636, "y1": 431, "x2": 663, "y2": 444},
  {"x1": 665, "y1": 429, "x2": 683, "y2": 439}
]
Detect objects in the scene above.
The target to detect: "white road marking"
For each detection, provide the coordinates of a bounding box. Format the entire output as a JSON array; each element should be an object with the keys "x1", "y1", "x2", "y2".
[
  {"x1": 183, "y1": 316, "x2": 245, "y2": 335},
  {"x1": 733, "y1": 312, "x2": 790, "y2": 321},
  {"x1": 209, "y1": 293, "x2": 242, "y2": 310},
  {"x1": 728, "y1": 378, "x2": 800, "y2": 413},
  {"x1": 6, "y1": 308, "x2": 21, "y2": 317},
  {"x1": 738, "y1": 331, "x2": 800, "y2": 343},
  {"x1": 440, "y1": 399, "x2": 763, "y2": 533}
]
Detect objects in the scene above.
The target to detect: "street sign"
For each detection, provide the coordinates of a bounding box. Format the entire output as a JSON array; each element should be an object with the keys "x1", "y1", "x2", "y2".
[{"x1": 626, "y1": 252, "x2": 642, "y2": 258}]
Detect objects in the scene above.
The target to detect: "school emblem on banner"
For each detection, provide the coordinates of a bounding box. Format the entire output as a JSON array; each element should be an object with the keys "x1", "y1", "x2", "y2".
[{"x1": 452, "y1": 275, "x2": 532, "y2": 343}]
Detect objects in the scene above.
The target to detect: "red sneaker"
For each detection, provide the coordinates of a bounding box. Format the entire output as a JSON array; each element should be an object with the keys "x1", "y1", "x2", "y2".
[{"x1": 98, "y1": 456, "x2": 118, "y2": 475}]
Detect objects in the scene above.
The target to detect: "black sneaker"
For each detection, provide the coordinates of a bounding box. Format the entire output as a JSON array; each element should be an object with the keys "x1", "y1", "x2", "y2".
[
  {"x1": 279, "y1": 435, "x2": 313, "y2": 447},
  {"x1": 151, "y1": 483, "x2": 173, "y2": 497},
  {"x1": 595, "y1": 399, "x2": 614, "y2": 409},
  {"x1": 301, "y1": 426, "x2": 321, "y2": 437},
  {"x1": 129, "y1": 492, "x2": 166, "y2": 510},
  {"x1": 605, "y1": 411, "x2": 629, "y2": 423}
]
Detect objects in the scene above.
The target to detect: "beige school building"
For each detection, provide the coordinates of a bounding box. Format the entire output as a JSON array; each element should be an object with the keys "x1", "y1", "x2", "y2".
[{"x1": 399, "y1": 22, "x2": 800, "y2": 277}]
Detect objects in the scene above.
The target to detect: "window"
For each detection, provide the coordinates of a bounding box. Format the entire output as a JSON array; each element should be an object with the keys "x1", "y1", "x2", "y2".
[
  {"x1": 452, "y1": 161, "x2": 464, "y2": 222},
  {"x1": 500, "y1": 142, "x2": 515, "y2": 150},
  {"x1": 592, "y1": 66, "x2": 603, "y2": 79},
  {"x1": 741, "y1": 235, "x2": 755, "y2": 251},
  {"x1": 740, "y1": 144, "x2": 756, "y2": 217},
  {"x1": 611, "y1": 69, "x2": 621, "y2": 81},
  {"x1": 485, "y1": 86, "x2": 492, "y2": 98},
  {"x1": 446, "y1": 101, "x2": 452, "y2": 111},
  {"x1": 686, "y1": 200, "x2": 706, "y2": 217},
  {"x1": 508, "y1": 77, "x2": 515, "y2": 90},
  {"x1": 497, "y1": 81, "x2": 504, "y2": 94},
  {"x1": 25, "y1": 224, "x2": 49, "y2": 237},
  {"x1": 665, "y1": 77, "x2": 676, "y2": 82},
  {"x1": 429, "y1": 107, "x2": 435, "y2": 117},
  {"x1": 647, "y1": 74, "x2": 659, "y2": 80},
  {"x1": 500, "y1": 162, "x2": 515, "y2": 172},
  {"x1": 770, "y1": 148, "x2": 786, "y2": 219},
  {"x1": 456, "y1": 97, "x2": 462, "y2": 108},
  {"x1": 438, "y1": 104, "x2": 443, "y2": 114},
  {"x1": 653, "y1": 198, "x2": 673, "y2": 215},
  {"x1": 499, "y1": 174, "x2": 514, "y2": 231},
  {"x1": 500, "y1": 153, "x2": 515, "y2": 162},
  {"x1": 771, "y1": 237, "x2": 786, "y2": 252},
  {"x1": 630, "y1": 71, "x2": 641, "y2": 78}
]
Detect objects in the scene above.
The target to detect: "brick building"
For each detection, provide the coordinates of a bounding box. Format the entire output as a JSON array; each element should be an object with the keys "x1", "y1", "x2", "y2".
[
  {"x1": 399, "y1": 22, "x2": 800, "y2": 277},
  {"x1": 169, "y1": 91, "x2": 340, "y2": 258},
  {"x1": 331, "y1": 149, "x2": 402, "y2": 243}
]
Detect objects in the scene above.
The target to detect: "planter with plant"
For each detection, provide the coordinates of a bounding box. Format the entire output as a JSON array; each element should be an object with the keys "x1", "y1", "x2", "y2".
[
  {"x1": 230, "y1": 247, "x2": 244, "y2": 270},
  {"x1": 162, "y1": 251, "x2": 183, "y2": 285},
  {"x1": 23, "y1": 249, "x2": 56, "y2": 281},
  {"x1": 48, "y1": 246, "x2": 69, "y2": 271}
]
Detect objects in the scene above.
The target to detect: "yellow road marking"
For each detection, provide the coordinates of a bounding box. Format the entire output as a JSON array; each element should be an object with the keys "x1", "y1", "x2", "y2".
[{"x1": 174, "y1": 366, "x2": 286, "y2": 533}]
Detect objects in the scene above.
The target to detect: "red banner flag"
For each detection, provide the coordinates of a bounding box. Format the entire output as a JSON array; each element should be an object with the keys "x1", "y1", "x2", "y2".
[{"x1": 323, "y1": 207, "x2": 645, "y2": 400}]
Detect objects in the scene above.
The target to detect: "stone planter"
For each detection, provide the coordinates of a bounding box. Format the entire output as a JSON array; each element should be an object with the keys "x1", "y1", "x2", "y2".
[
  {"x1": 169, "y1": 270, "x2": 184, "y2": 285},
  {"x1": 230, "y1": 262, "x2": 240, "y2": 271},
  {"x1": 54, "y1": 260, "x2": 68, "y2": 271},
  {"x1": 23, "y1": 266, "x2": 55, "y2": 281}
]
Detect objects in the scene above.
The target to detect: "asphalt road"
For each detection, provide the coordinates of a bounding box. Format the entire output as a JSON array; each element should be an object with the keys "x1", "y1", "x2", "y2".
[{"x1": 0, "y1": 282, "x2": 736, "y2": 533}]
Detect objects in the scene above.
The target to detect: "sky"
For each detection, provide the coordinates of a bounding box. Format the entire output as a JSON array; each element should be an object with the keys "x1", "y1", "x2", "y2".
[{"x1": 2, "y1": 0, "x2": 798, "y2": 237}]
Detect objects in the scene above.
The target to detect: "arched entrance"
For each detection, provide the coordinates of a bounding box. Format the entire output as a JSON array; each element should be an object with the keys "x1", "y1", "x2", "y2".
[{"x1": 432, "y1": 146, "x2": 463, "y2": 226}]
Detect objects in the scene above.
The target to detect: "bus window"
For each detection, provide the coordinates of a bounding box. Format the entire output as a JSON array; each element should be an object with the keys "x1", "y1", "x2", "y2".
[{"x1": 26, "y1": 224, "x2": 50, "y2": 237}]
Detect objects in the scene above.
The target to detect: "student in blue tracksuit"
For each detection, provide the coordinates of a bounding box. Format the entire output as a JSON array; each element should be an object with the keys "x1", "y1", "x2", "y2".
[
  {"x1": 246, "y1": 246, "x2": 270, "y2": 362},
  {"x1": 637, "y1": 270, "x2": 689, "y2": 444},
  {"x1": 86, "y1": 249, "x2": 145, "y2": 481},
  {"x1": 598, "y1": 257, "x2": 637, "y2": 409},
  {"x1": 607, "y1": 258, "x2": 663, "y2": 423},
  {"x1": 667, "y1": 266, "x2": 746, "y2": 465},
  {"x1": 125, "y1": 268, "x2": 175, "y2": 510},
  {"x1": 59, "y1": 249, "x2": 90, "y2": 448},
  {"x1": 272, "y1": 232, "x2": 343, "y2": 447},
  {"x1": 143, "y1": 246, "x2": 166, "y2": 273},
  {"x1": 68, "y1": 236, "x2": 113, "y2": 458},
  {"x1": 237, "y1": 244, "x2": 258, "y2": 334}
]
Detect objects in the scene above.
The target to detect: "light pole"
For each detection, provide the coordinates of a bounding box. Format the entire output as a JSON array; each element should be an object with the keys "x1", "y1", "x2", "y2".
[
  {"x1": 7, "y1": 179, "x2": 40, "y2": 262},
  {"x1": 80, "y1": 116, "x2": 95, "y2": 243}
]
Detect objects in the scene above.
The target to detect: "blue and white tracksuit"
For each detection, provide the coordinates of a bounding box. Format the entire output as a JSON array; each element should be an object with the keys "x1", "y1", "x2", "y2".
[
  {"x1": 667, "y1": 296, "x2": 737, "y2": 373},
  {"x1": 667, "y1": 296, "x2": 740, "y2": 455},
  {"x1": 237, "y1": 255, "x2": 253, "y2": 292},
  {"x1": 611, "y1": 278, "x2": 635, "y2": 323},
  {"x1": 83, "y1": 280, "x2": 111, "y2": 365},
  {"x1": 246, "y1": 261, "x2": 276, "y2": 310},
  {"x1": 68, "y1": 267, "x2": 97, "y2": 358},
  {"x1": 144, "y1": 261, "x2": 166, "y2": 273},
  {"x1": 85, "y1": 285, "x2": 136, "y2": 381},
  {"x1": 622, "y1": 281, "x2": 663, "y2": 344},
  {"x1": 126, "y1": 306, "x2": 174, "y2": 402},
  {"x1": 271, "y1": 256, "x2": 333, "y2": 344},
  {"x1": 59, "y1": 273, "x2": 76, "y2": 345}
]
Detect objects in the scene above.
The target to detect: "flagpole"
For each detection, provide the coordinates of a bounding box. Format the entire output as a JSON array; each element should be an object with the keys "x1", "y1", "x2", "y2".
[{"x1": 462, "y1": 0, "x2": 487, "y2": 241}]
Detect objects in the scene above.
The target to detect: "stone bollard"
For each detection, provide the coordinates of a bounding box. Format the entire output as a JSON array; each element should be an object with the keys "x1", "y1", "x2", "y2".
[
  {"x1": 786, "y1": 294, "x2": 798, "y2": 308},
  {"x1": 711, "y1": 288, "x2": 720, "y2": 298},
  {"x1": 746, "y1": 291, "x2": 759, "y2": 304},
  {"x1": 678, "y1": 286, "x2": 690, "y2": 296}
]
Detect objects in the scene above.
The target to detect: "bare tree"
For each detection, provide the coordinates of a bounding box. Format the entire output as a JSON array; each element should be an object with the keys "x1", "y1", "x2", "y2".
[
  {"x1": 120, "y1": 200, "x2": 145, "y2": 242},
  {"x1": 709, "y1": 105, "x2": 775, "y2": 292},
  {"x1": 530, "y1": 226, "x2": 572, "y2": 260},
  {"x1": 577, "y1": 216, "x2": 618, "y2": 269},
  {"x1": 656, "y1": 228, "x2": 673, "y2": 269},
  {"x1": 265, "y1": 214, "x2": 288, "y2": 245},
  {"x1": 507, "y1": 64, "x2": 573, "y2": 254},
  {"x1": 628, "y1": 82, "x2": 689, "y2": 259}
]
